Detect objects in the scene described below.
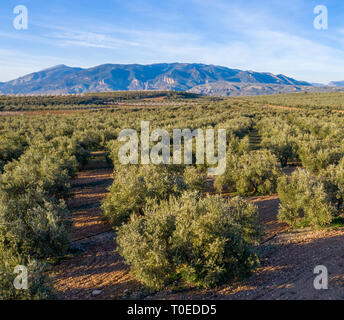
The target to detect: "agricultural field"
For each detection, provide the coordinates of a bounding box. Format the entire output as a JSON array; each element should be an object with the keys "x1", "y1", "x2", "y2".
[
  {"x1": 246, "y1": 92, "x2": 344, "y2": 111},
  {"x1": 1, "y1": 91, "x2": 344, "y2": 300}
]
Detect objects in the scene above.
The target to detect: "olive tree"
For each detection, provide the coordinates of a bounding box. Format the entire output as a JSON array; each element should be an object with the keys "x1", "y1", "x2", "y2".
[
  {"x1": 117, "y1": 192, "x2": 262, "y2": 290},
  {"x1": 215, "y1": 150, "x2": 281, "y2": 195},
  {"x1": 277, "y1": 169, "x2": 335, "y2": 229},
  {"x1": 102, "y1": 164, "x2": 186, "y2": 227}
]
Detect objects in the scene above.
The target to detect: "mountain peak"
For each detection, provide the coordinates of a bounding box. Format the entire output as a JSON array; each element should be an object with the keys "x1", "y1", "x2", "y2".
[
  {"x1": 0, "y1": 63, "x2": 312, "y2": 95},
  {"x1": 42, "y1": 64, "x2": 69, "y2": 71}
]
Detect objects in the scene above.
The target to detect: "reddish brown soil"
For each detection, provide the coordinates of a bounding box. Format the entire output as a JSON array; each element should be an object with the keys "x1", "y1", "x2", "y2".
[
  {"x1": 149, "y1": 228, "x2": 344, "y2": 300},
  {"x1": 250, "y1": 195, "x2": 289, "y2": 240},
  {"x1": 51, "y1": 153, "x2": 142, "y2": 299},
  {"x1": 52, "y1": 234, "x2": 143, "y2": 300},
  {"x1": 67, "y1": 159, "x2": 113, "y2": 241}
]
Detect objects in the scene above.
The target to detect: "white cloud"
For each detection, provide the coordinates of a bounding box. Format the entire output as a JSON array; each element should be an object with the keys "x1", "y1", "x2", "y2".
[
  {"x1": 2, "y1": 2, "x2": 344, "y2": 84},
  {"x1": 50, "y1": 30, "x2": 140, "y2": 49}
]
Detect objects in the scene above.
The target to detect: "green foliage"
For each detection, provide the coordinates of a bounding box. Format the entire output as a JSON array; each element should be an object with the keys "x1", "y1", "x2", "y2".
[
  {"x1": 102, "y1": 164, "x2": 187, "y2": 226},
  {"x1": 215, "y1": 150, "x2": 281, "y2": 195},
  {"x1": 257, "y1": 118, "x2": 299, "y2": 166},
  {"x1": 227, "y1": 134, "x2": 250, "y2": 156},
  {"x1": 1, "y1": 154, "x2": 72, "y2": 200},
  {"x1": 298, "y1": 137, "x2": 344, "y2": 173},
  {"x1": 0, "y1": 246, "x2": 55, "y2": 300},
  {"x1": 117, "y1": 192, "x2": 262, "y2": 290},
  {"x1": 0, "y1": 91, "x2": 200, "y2": 111},
  {"x1": 222, "y1": 117, "x2": 253, "y2": 138},
  {"x1": 277, "y1": 169, "x2": 335, "y2": 229},
  {"x1": 0, "y1": 140, "x2": 75, "y2": 260},
  {"x1": 261, "y1": 132, "x2": 298, "y2": 167},
  {"x1": 0, "y1": 115, "x2": 101, "y2": 301},
  {"x1": 234, "y1": 150, "x2": 281, "y2": 195},
  {"x1": 247, "y1": 92, "x2": 344, "y2": 111},
  {"x1": 0, "y1": 133, "x2": 28, "y2": 163},
  {"x1": 320, "y1": 158, "x2": 344, "y2": 213},
  {"x1": 183, "y1": 166, "x2": 207, "y2": 192},
  {"x1": 3, "y1": 91, "x2": 344, "y2": 297},
  {"x1": 0, "y1": 189, "x2": 70, "y2": 258},
  {"x1": 213, "y1": 152, "x2": 238, "y2": 193}
]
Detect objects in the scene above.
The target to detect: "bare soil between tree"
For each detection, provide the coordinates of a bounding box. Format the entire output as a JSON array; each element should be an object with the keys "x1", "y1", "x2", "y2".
[{"x1": 51, "y1": 153, "x2": 344, "y2": 300}]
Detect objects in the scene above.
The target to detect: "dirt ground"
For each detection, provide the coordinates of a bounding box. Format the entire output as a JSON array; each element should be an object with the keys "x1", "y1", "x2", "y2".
[
  {"x1": 51, "y1": 153, "x2": 142, "y2": 299},
  {"x1": 51, "y1": 154, "x2": 344, "y2": 300},
  {"x1": 148, "y1": 228, "x2": 344, "y2": 300}
]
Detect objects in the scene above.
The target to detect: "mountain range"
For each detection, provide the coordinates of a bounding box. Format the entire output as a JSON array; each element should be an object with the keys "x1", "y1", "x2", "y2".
[
  {"x1": 329, "y1": 81, "x2": 344, "y2": 87},
  {"x1": 0, "y1": 63, "x2": 342, "y2": 96}
]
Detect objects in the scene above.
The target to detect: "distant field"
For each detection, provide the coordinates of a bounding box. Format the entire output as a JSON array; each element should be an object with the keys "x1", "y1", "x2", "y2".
[{"x1": 245, "y1": 92, "x2": 344, "y2": 110}]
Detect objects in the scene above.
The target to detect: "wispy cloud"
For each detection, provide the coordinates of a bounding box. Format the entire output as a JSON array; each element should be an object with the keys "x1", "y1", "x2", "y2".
[
  {"x1": 50, "y1": 30, "x2": 140, "y2": 49},
  {"x1": 1, "y1": 0, "x2": 344, "y2": 83}
]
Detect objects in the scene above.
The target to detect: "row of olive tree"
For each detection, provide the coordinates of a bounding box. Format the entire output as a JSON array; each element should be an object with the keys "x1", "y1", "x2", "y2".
[
  {"x1": 257, "y1": 115, "x2": 344, "y2": 171},
  {"x1": 0, "y1": 123, "x2": 106, "y2": 299}
]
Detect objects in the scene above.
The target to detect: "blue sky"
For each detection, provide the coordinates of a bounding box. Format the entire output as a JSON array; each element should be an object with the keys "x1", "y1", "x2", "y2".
[{"x1": 1, "y1": 0, "x2": 344, "y2": 83}]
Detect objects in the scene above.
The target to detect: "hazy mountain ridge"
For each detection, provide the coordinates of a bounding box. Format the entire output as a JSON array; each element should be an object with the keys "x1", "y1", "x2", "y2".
[
  {"x1": 187, "y1": 81, "x2": 344, "y2": 96},
  {"x1": 187, "y1": 82, "x2": 311, "y2": 96},
  {"x1": 329, "y1": 81, "x2": 344, "y2": 87},
  {"x1": 0, "y1": 63, "x2": 313, "y2": 96}
]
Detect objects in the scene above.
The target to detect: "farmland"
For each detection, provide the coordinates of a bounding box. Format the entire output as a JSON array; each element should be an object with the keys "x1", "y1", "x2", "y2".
[{"x1": 0, "y1": 91, "x2": 344, "y2": 300}]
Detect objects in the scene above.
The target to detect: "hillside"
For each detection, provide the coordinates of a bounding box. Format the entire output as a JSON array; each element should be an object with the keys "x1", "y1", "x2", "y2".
[
  {"x1": 187, "y1": 81, "x2": 311, "y2": 96},
  {"x1": 188, "y1": 81, "x2": 344, "y2": 96}
]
